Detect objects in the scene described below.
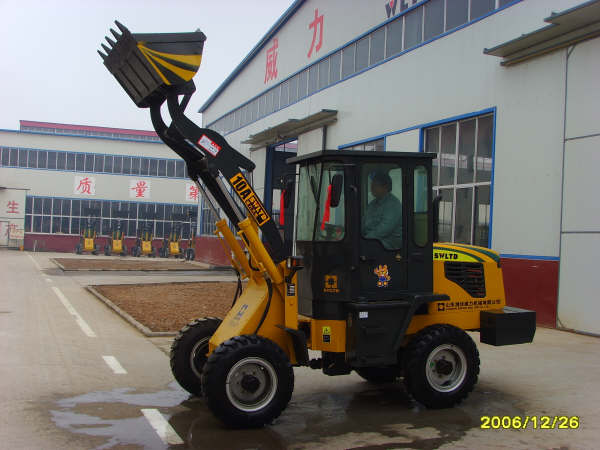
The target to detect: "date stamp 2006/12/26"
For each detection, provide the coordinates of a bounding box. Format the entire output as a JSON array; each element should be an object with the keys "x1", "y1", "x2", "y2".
[{"x1": 481, "y1": 416, "x2": 580, "y2": 430}]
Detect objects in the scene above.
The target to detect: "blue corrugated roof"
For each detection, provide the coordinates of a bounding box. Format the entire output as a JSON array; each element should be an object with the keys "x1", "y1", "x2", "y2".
[{"x1": 198, "y1": 0, "x2": 305, "y2": 113}]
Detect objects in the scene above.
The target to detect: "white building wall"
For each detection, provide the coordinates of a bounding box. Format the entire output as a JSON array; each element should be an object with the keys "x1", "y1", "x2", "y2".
[
  {"x1": 558, "y1": 37, "x2": 600, "y2": 335},
  {"x1": 207, "y1": 0, "x2": 576, "y2": 258},
  {"x1": 0, "y1": 130, "x2": 173, "y2": 158},
  {"x1": 202, "y1": 0, "x2": 582, "y2": 126},
  {"x1": 0, "y1": 168, "x2": 192, "y2": 205},
  {"x1": 0, "y1": 131, "x2": 194, "y2": 204},
  {"x1": 386, "y1": 130, "x2": 419, "y2": 152}
]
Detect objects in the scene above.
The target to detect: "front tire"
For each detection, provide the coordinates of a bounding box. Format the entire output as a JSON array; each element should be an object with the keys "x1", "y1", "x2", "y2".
[
  {"x1": 202, "y1": 335, "x2": 294, "y2": 428},
  {"x1": 403, "y1": 324, "x2": 479, "y2": 409},
  {"x1": 170, "y1": 317, "x2": 222, "y2": 396}
]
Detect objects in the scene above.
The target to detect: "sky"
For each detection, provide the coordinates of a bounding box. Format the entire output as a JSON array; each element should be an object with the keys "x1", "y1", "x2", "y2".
[{"x1": 0, "y1": 0, "x2": 294, "y2": 132}]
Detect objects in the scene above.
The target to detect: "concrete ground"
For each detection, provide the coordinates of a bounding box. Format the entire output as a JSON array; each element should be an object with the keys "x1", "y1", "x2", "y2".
[{"x1": 0, "y1": 249, "x2": 598, "y2": 449}]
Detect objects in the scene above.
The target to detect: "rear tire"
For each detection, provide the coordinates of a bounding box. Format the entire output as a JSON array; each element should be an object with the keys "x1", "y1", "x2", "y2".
[
  {"x1": 202, "y1": 335, "x2": 294, "y2": 428},
  {"x1": 104, "y1": 245, "x2": 110, "y2": 256},
  {"x1": 403, "y1": 324, "x2": 479, "y2": 409},
  {"x1": 170, "y1": 317, "x2": 222, "y2": 396},
  {"x1": 355, "y1": 366, "x2": 401, "y2": 384}
]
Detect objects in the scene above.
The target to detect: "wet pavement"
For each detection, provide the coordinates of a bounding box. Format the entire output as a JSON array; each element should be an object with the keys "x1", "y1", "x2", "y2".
[{"x1": 2, "y1": 250, "x2": 598, "y2": 449}]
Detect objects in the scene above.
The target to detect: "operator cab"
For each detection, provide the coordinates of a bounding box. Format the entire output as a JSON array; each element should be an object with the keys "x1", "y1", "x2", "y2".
[{"x1": 288, "y1": 150, "x2": 436, "y2": 321}]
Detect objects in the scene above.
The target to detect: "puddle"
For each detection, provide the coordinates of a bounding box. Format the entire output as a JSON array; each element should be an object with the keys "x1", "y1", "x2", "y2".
[
  {"x1": 51, "y1": 378, "x2": 524, "y2": 449},
  {"x1": 165, "y1": 380, "x2": 523, "y2": 450},
  {"x1": 50, "y1": 382, "x2": 188, "y2": 449}
]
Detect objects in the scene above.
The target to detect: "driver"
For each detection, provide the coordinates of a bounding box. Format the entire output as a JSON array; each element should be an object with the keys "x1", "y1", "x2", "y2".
[{"x1": 363, "y1": 171, "x2": 402, "y2": 249}]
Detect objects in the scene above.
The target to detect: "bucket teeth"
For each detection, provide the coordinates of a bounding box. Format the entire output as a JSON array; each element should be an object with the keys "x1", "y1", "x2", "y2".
[
  {"x1": 110, "y1": 28, "x2": 121, "y2": 40},
  {"x1": 115, "y1": 20, "x2": 129, "y2": 34},
  {"x1": 97, "y1": 50, "x2": 107, "y2": 60},
  {"x1": 101, "y1": 43, "x2": 111, "y2": 54},
  {"x1": 105, "y1": 36, "x2": 117, "y2": 47}
]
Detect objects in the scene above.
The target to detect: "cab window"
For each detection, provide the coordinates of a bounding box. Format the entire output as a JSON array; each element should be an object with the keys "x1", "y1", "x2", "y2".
[{"x1": 361, "y1": 163, "x2": 403, "y2": 249}]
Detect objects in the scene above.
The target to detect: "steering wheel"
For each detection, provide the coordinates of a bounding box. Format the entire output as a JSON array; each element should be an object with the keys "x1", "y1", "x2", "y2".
[{"x1": 318, "y1": 223, "x2": 344, "y2": 240}]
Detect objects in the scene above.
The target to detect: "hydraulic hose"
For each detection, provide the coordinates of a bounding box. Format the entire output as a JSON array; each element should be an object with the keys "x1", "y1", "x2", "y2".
[
  {"x1": 254, "y1": 278, "x2": 273, "y2": 335},
  {"x1": 231, "y1": 269, "x2": 243, "y2": 308}
]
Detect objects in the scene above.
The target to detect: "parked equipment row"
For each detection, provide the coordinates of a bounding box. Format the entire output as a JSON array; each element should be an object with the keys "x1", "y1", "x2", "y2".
[{"x1": 74, "y1": 208, "x2": 196, "y2": 260}]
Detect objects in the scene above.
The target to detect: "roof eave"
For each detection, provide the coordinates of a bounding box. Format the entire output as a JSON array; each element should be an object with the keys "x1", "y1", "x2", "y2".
[{"x1": 199, "y1": 0, "x2": 305, "y2": 114}]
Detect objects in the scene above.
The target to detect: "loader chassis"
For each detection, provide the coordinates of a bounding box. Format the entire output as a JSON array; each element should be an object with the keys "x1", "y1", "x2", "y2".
[{"x1": 99, "y1": 22, "x2": 536, "y2": 428}]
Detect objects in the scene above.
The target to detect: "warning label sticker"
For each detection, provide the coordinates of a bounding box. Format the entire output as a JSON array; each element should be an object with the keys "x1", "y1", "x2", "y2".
[
  {"x1": 198, "y1": 134, "x2": 222, "y2": 157},
  {"x1": 322, "y1": 326, "x2": 331, "y2": 343}
]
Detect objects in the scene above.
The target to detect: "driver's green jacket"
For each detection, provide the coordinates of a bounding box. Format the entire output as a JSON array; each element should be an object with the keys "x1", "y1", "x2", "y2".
[{"x1": 362, "y1": 192, "x2": 402, "y2": 249}]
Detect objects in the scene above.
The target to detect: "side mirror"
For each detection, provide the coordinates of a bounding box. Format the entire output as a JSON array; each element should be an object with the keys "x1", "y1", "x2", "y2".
[
  {"x1": 432, "y1": 195, "x2": 442, "y2": 243},
  {"x1": 330, "y1": 174, "x2": 343, "y2": 207}
]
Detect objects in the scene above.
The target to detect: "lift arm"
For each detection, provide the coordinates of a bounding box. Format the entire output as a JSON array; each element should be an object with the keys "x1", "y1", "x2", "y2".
[{"x1": 98, "y1": 21, "x2": 286, "y2": 262}]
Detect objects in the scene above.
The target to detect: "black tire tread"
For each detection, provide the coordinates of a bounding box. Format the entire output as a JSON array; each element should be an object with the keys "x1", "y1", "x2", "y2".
[
  {"x1": 170, "y1": 317, "x2": 222, "y2": 396},
  {"x1": 202, "y1": 334, "x2": 294, "y2": 428},
  {"x1": 403, "y1": 324, "x2": 479, "y2": 409}
]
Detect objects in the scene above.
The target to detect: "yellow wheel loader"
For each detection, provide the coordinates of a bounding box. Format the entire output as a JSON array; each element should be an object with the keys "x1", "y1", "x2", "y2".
[
  {"x1": 132, "y1": 219, "x2": 156, "y2": 257},
  {"x1": 75, "y1": 208, "x2": 100, "y2": 255},
  {"x1": 104, "y1": 209, "x2": 128, "y2": 256},
  {"x1": 99, "y1": 22, "x2": 536, "y2": 428},
  {"x1": 159, "y1": 214, "x2": 184, "y2": 258}
]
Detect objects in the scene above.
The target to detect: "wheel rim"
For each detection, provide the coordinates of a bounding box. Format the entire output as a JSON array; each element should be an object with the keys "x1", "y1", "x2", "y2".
[
  {"x1": 189, "y1": 337, "x2": 210, "y2": 379},
  {"x1": 225, "y1": 357, "x2": 278, "y2": 412},
  {"x1": 425, "y1": 344, "x2": 467, "y2": 393}
]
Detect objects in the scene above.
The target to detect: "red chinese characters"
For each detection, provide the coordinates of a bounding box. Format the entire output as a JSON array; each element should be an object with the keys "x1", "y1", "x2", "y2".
[
  {"x1": 264, "y1": 38, "x2": 279, "y2": 84},
  {"x1": 188, "y1": 184, "x2": 199, "y2": 201},
  {"x1": 77, "y1": 177, "x2": 93, "y2": 195},
  {"x1": 307, "y1": 8, "x2": 324, "y2": 58},
  {"x1": 131, "y1": 181, "x2": 149, "y2": 198},
  {"x1": 6, "y1": 201, "x2": 19, "y2": 214}
]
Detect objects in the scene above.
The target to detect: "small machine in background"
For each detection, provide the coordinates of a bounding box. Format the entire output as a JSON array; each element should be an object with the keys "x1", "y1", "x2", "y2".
[
  {"x1": 183, "y1": 209, "x2": 196, "y2": 261},
  {"x1": 131, "y1": 215, "x2": 157, "y2": 257},
  {"x1": 104, "y1": 208, "x2": 128, "y2": 256},
  {"x1": 160, "y1": 213, "x2": 184, "y2": 258},
  {"x1": 75, "y1": 207, "x2": 100, "y2": 255}
]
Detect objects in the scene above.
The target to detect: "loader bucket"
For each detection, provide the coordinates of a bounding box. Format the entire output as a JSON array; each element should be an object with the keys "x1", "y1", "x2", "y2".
[{"x1": 98, "y1": 21, "x2": 206, "y2": 108}]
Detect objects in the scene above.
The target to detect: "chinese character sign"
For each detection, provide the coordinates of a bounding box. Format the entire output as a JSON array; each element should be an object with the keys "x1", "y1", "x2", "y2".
[
  {"x1": 74, "y1": 176, "x2": 96, "y2": 195},
  {"x1": 264, "y1": 38, "x2": 279, "y2": 84},
  {"x1": 6, "y1": 200, "x2": 19, "y2": 214},
  {"x1": 186, "y1": 183, "x2": 200, "y2": 202},
  {"x1": 307, "y1": 9, "x2": 324, "y2": 58},
  {"x1": 129, "y1": 180, "x2": 151, "y2": 199}
]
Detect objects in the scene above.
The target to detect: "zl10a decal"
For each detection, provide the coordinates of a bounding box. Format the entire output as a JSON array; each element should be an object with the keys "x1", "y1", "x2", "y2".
[{"x1": 229, "y1": 172, "x2": 271, "y2": 226}]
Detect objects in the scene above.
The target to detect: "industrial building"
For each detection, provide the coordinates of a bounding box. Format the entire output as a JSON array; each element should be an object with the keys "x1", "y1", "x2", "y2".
[
  {"x1": 197, "y1": 0, "x2": 600, "y2": 335},
  {"x1": 0, "y1": 120, "x2": 201, "y2": 256}
]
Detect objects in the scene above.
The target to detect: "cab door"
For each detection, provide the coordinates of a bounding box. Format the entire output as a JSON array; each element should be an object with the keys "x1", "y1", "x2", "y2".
[{"x1": 358, "y1": 162, "x2": 408, "y2": 300}]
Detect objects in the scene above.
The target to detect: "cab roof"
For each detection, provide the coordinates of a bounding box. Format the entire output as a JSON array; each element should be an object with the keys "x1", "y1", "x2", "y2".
[{"x1": 287, "y1": 150, "x2": 437, "y2": 164}]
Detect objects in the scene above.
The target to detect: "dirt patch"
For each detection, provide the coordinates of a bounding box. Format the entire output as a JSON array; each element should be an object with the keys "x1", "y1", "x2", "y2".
[
  {"x1": 53, "y1": 258, "x2": 209, "y2": 271},
  {"x1": 93, "y1": 282, "x2": 238, "y2": 332}
]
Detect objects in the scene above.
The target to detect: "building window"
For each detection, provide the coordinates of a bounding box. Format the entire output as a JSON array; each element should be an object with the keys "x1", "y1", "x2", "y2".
[
  {"x1": 343, "y1": 138, "x2": 384, "y2": 152},
  {"x1": 25, "y1": 195, "x2": 197, "y2": 238},
  {"x1": 329, "y1": 50, "x2": 341, "y2": 83},
  {"x1": 425, "y1": 113, "x2": 493, "y2": 247},
  {"x1": 424, "y1": 0, "x2": 445, "y2": 41},
  {"x1": 201, "y1": 202, "x2": 219, "y2": 235}
]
